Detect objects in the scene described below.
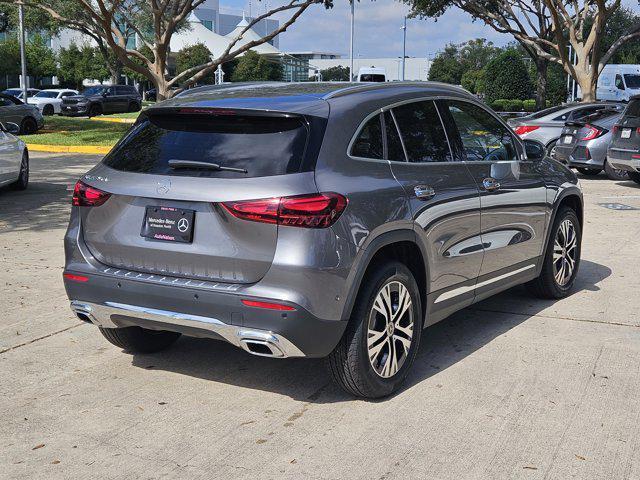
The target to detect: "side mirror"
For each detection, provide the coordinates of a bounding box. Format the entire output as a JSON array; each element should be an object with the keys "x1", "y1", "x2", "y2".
[
  {"x1": 523, "y1": 139, "x2": 546, "y2": 160},
  {"x1": 3, "y1": 122, "x2": 20, "y2": 135}
]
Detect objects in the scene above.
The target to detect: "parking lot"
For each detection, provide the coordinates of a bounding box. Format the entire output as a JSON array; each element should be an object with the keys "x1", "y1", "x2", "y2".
[{"x1": 2, "y1": 152, "x2": 640, "y2": 479}]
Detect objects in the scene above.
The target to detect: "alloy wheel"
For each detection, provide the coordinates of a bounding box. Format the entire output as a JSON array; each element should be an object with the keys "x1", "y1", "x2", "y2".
[
  {"x1": 553, "y1": 219, "x2": 578, "y2": 286},
  {"x1": 367, "y1": 281, "x2": 414, "y2": 378}
]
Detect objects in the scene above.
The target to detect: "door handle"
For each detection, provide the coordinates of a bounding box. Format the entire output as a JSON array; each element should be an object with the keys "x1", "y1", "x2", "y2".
[
  {"x1": 482, "y1": 177, "x2": 501, "y2": 192},
  {"x1": 414, "y1": 185, "x2": 436, "y2": 200}
]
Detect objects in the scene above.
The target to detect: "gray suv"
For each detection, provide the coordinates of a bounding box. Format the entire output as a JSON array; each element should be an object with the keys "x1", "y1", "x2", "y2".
[{"x1": 63, "y1": 83, "x2": 583, "y2": 398}]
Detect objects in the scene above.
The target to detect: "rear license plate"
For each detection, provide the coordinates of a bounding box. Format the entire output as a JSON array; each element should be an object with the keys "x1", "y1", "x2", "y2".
[
  {"x1": 563, "y1": 135, "x2": 573, "y2": 144},
  {"x1": 141, "y1": 206, "x2": 195, "y2": 243},
  {"x1": 622, "y1": 128, "x2": 632, "y2": 139}
]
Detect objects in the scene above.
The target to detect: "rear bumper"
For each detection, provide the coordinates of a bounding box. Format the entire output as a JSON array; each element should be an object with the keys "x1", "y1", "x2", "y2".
[
  {"x1": 64, "y1": 271, "x2": 347, "y2": 358},
  {"x1": 608, "y1": 150, "x2": 640, "y2": 172}
]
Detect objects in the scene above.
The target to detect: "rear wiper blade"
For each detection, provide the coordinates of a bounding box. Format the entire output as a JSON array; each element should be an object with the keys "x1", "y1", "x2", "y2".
[{"x1": 168, "y1": 159, "x2": 247, "y2": 174}]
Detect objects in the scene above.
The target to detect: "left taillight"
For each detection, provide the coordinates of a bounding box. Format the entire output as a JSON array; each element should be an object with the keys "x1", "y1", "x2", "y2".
[
  {"x1": 581, "y1": 124, "x2": 606, "y2": 141},
  {"x1": 222, "y1": 192, "x2": 348, "y2": 229},
  {"x1": 72, "y1": 180, "x2": 111, "y2": 207}
]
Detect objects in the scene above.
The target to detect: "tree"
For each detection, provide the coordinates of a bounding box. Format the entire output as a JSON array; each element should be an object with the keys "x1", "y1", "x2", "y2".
[
  {"x1": 461, "y1": 69, "x2": 485, "y2": 94},
  {"x1": 404, "y1": 0, "x2": 640, "y2": 104},
  {"x1": 484, "y1": 49, "x2": 533, "y2": 103},
  {"x1": 586, "y1": 7, "x2": 640, "y2": 65},
  {"x1": 176, "y1": 43, "x2": 214, "y2": 85},
  {"x1": 0, "y1": 33, "x2": 56, "y2": 84},
  {"x1": 231, "y1": 50, "x2": 283, "y2": 82},
  {"x1": 13, "y1": 0, "x2": 331, "y2": 100},
  {"x1": 59, "y1": 43, "x2": 110, "y2": 89},
  {"x1": 428, "y1": 44, "x2": 465, "y2": 84},
  {"x1": 317, "y1": 65, "x2": 350, "y2": 81}
]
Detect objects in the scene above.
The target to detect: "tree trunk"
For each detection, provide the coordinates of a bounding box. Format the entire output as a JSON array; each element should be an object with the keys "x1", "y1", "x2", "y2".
[
  {"x1": 534, "y1": 58, "x2": 548, "y2": 110},
  {"x1": 574, "y1": 68, "x2": 598, "y2": 102}
]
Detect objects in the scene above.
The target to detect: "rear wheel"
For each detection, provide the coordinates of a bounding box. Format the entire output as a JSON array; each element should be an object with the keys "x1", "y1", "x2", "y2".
[
  {"x1": 42, "y1": 104, "x2": 54, "y2": 116},
  {"x1": 576, "y1": 167, "x2": 602, "y2": 176},
  {"x1": 99, "y1": 326, "x2": 181, "y2": 353},
  {"x1": 547, "y1": 140, "x2": 558, "y2": 158},
  {"x1": 604, "y1": 160, "x2": 629, "y2": 181},
  {"x1": 628, "y1": 172, "x2": 640, "y2": 185},
  {"x1": 327, "y1": 261, "x2": 422, "y2": 398},
  {"x1": 12, "y1": 151, "x2": 28, "y2": 190},
  {"x1": 527, "y1": 207, "x2": 581, "y2": 299},
  {"x1": 20, "y1": 117, "x2": 37, "y2": 135}
]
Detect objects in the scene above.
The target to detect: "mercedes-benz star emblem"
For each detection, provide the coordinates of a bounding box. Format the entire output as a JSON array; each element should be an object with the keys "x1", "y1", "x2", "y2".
[
  {"x1": 177, "y1": 218, "x2": 189, "y2": 233},
  {"x1": 156, "y1": 179, "x2": 171, "y2": 195}
]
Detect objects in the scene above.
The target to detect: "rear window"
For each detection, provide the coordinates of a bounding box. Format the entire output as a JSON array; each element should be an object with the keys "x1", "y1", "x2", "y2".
[
  {"x1": 103, "y1": 112, "x2": 313, "y2": 178},
  {"x1": 624, "y1": 99, "x2": 640, "y2": 118}
]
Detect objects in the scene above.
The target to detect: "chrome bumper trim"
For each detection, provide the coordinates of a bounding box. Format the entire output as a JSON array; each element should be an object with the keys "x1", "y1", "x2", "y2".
[{"x1": 70, "y1": 301, "x2": 305, "y2": 358}]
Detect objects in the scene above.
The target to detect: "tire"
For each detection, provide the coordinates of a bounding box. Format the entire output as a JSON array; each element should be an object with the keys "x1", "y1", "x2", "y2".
[
  {"x1": 99, "y1": 326, "x2": 181, "y2": 353},
  {"x1": 42, "y1": 104, "x2": 54, "y2": 116},
  {"x1": 546, "y1": 140, "x2": 558, "y2": 158},
  {"x1": 327, "y1": 261, "x2": 422, "y2": 399},
  {"x1": 527, "y1": 207, "x2": 581, "y2": 299},
  {"x1": 628, "y1": 172, "x2": 640, "y2": 185},
  {"x1": 12, "y1": 151, "x2": 28, "y2": 190},
  {"x1": 604, "y1": 160, "x2": 629, "y2": 181},
  {"x1": 576, "y1": 167, "x2": 602, "y2": 176},
  {"x1": 88, "y1": 104, "x2": 102, "y2": 117},
  {"x1": 20, "y1": 117, "x2": 37, "y2": 135},
  {"x1": 128, "y1": 101, "x2": 141, "y2": 112}
]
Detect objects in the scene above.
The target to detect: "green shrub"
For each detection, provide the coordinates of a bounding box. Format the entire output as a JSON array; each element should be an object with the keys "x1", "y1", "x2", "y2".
[
  {"x1": 484, "y1": 49, "x2": 533, "y2": 104},
  {"x1": 523, "y1": 99, "x2": 537, "y2": 112},
  {"x1": 506, "y1": 99, "x2": 524, "y2": 111},
  {"x1": 491, "y1": 99, "x2": 509, "y2": 111}
]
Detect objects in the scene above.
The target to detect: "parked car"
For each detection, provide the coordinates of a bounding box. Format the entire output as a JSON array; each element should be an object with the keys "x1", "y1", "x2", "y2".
[
  {"x1": 27, "y1": 89, "x2": 79, "y2": 115},
  {"x1": 554, "y1": 108, "x2": 628, "y2": 180},
  {"x1": 61, "y1": 85, "x2": 142, "y2": 117},
  {"x1": 2, "y1": 88, "x2": 41, "y2": 100},
  {"x1": 594, "y1": 64, "x2": 640, "y2": 102},
  {"x1": 607, "y1": 95, "x2": 640, "y2": 184},
  {"x1": 508, "y1": 102, "x2": 625, "y2": 157},
  {"x1": 0, "y1": 121, "x2": 29, "y2": 190},
  {"x1": 0, "y1": 93, "x2": 44, "y2": 134},
  {"x1": 63, "y1": 82, "x2": 583, "y2": 398}
]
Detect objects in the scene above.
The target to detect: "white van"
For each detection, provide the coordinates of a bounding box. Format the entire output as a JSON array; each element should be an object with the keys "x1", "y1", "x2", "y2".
[
  {"x1": 357, "y1": 67, "x2": 386, "y2": 82},
  {"x1": 597, "y1": 64, "x2": 640, "y2": 101}
]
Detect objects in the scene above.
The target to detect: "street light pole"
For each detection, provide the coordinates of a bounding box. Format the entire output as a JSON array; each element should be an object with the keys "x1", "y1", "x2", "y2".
[
  {"x1": 401, "y1": 16, "x2": 407, "y2": 81},
  {"x1": 349, "y1": 0, "x2": 354, "y2": 81},
  {"x1": 18, "y1": 2, "x2": 28, "y2": 101}
]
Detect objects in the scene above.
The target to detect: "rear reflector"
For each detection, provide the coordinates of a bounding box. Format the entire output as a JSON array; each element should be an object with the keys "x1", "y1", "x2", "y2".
[
  {"x1": 63, "y1": 273, "x2": 89, "y2": 283},
  {"x1": 632, "y1": 154, "x2": 640, "y2": 159},
  {"x1": 514, "y1": 125, "x2": 540, "y2": 135},
  {"x1": 241, "y1": 299, "x2": 296, "y2": 311},
  {"x1": 223, "y1": 192, "x2": 347, "y2": 228},
  {"x1": 72, "y1": 181, "x2": 111, "y2": 207}
]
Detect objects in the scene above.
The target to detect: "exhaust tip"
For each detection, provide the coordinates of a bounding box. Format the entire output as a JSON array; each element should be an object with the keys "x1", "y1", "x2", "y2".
[{"x1": 241, "y1": 339, "x2": 285, "y2": 358}]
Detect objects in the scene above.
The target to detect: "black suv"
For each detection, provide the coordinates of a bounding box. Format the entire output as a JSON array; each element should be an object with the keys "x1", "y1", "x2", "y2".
[{"x1": 61, "y1": 85, "x2": 142, "y2": 117}]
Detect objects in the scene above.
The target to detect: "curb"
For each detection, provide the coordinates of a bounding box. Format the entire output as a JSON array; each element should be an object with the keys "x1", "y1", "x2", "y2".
[
  {"x1": 90, "y1": 117, "x2": 136, "y2": 124},
  {"x1": 26, "y1": 144, "x2": 113, "y2": 155}
]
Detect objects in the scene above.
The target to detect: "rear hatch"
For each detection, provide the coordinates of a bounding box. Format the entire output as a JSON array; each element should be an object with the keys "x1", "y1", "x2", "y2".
[
  {"x1": 80, "y1": 107, "x2": 327, "y2": 284},
  {"x1": 610, "y1": 99, "x2": 640, "y2": 156},
  {"x1": 557, "y1": 110, "x2": 619, "y2": 162}
]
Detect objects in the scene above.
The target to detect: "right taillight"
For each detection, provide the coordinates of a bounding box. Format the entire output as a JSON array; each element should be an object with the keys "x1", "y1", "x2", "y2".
[
  {"x1": 514, "y1": 125, "x2": 540, "y2": 135},
  {"x1": 222, "y1": 193, "x2": 347, "y2": 228},
  {"x1": 72, "y1": 180, "x2": 111, "y2": 207}
]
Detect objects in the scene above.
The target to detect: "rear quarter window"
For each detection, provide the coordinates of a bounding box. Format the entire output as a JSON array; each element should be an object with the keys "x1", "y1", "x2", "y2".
[
  {"x1": 624, "y1": 99, "x2": 640, "y2": 118},
  {"x1": 103, "y1": 112, "x2": 318, "y2": 178}
]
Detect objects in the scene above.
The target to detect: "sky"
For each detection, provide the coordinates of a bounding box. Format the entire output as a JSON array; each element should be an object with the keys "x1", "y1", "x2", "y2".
[{"x1": 224, "y1": 0, "x2": 640, "y2": 59}]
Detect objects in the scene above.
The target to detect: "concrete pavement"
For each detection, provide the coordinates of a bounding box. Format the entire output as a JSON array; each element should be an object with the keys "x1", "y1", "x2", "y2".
[{"x1": 1, "y1": 153, "x2": 640, "y2": 479}]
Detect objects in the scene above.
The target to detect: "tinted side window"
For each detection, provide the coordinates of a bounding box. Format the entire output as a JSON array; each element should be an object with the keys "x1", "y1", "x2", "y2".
[
  {"x1": 116, "y1": 86, "x2": 130, "y2": 95},
  {"x1": 447, "y1": 100, "x2": 518, "y2": 162},
  {"x1": 0, "y1": 98, "x2": 10, "y2": 107},
  {"x1": 624, "y1": 99, "x2": 640, "y2": 118},
  {"x1": 383, "y1": 111, "x2": 405, "y2": 161},
  {"x1": 392, "y1": 101, "x2": 451, "y2": 163},
  {"x1": 351, "y1": 114, "x2": 383, "y2": 159},
  {"x1": 570, "y1": 106, "x2": 603, "y2": 120}
]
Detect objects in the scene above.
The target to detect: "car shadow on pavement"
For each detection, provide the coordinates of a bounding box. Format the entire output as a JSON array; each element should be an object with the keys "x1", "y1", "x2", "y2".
[
  {"x1": 129, "y1": 260, "x2": 611, "y2": 403},
  {"x1": 0, "y1": 182, "x2": 71, "y2": 232}
]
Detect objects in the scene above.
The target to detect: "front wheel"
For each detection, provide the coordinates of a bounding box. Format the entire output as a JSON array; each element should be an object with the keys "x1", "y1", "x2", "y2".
[
  {"x1": 12, "y1": 151, "x2": 28, "y2": 190},
  {"x1": 576, "y1": 167, "x2": 602, "y2": 176},
  {"x1": 627, "y1": 171, "x2": 640, "y2": 185},
  {"x1": 527, "y1": 207, "x2": 581, "y2": 299},
  {"x1": 327, "y1": 261, "x2": 422, "y2": 398},
  {"x1": 99, "y1": 326, "x2": 181, "y2": 353},
  {"x1": 88, "y1": 104, "x2": 102, "y2": 117},
  {"x1": 604, "y1": 160, "x2": 628, "y2": 181},
  {"x1": 20, "y1": 117, "x2": 37, "y2": 135}
]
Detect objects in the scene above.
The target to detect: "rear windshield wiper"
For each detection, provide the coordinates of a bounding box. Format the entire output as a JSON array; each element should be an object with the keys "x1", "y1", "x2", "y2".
[{"x1": 168, "y1": 159, "x2": 247, "y2": 174}]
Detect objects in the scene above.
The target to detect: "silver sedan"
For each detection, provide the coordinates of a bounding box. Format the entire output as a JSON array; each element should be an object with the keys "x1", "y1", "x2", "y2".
[{"x1": 0, "y1": 122, "x2": 29, "y2": 190}]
